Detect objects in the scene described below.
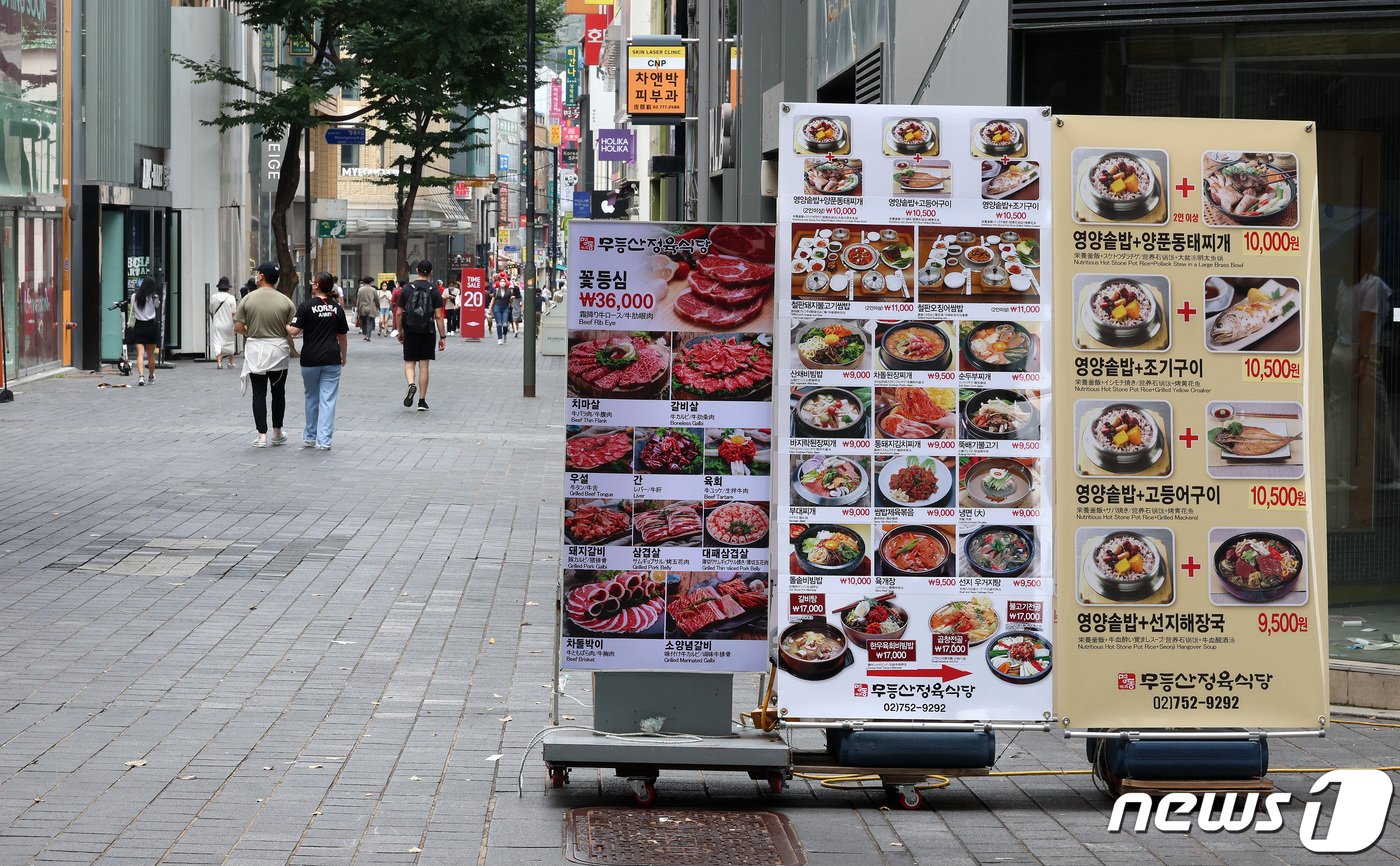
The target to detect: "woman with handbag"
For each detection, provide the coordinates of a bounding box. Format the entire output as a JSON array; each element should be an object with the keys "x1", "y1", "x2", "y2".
[{"x1": 209, "y1": 277, "x2": 237, "y2": 368}]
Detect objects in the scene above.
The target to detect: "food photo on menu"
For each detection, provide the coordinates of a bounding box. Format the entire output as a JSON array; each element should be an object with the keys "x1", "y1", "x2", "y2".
[
  {"x1": 703, "y1": 500, "x2": 770, "y2": 548},
  {"x1": 875, "y1": 320, "x2": 956, "y2": 372},
  {"x1": 959, "y1": 457, "x2": 1040, "y2": 510},
  {"x1": 803, "y1": 158, "x2": 863, "y2": 196},
  {"x1": 1074, "y1": 399, "x2": 1174, "y2": 478},
  {"x1": 564, "y1": 426, "x2": 634, "y2": 473},
  {"x1": 1071, "y1": 147, "x2": 1169, "y2": 225},
  {"x1": 633, "y1": 427, "x2": 704, "y2": 475},
  {"x1": 875, "y1": 523, "x2": 955, "y2": 577},
  {"x1": 564, "y1": 499, "x2": 633, "y2": 547},
  {"x1": 970, "y1": 118, "x2": 1028, "y2": 159},
  {"x1": 1205, "y1": 401, "x2": 1305, "y2": 480},
  {"x1": 982, "y1": 160, "x2": 1041, "y2": 201},
  {"x1": 790, "y1": 386, "x2": 873, "y2": 439},
  {"x1": 665, "y1": 573, "x2": 769, "y2": 640},
  {"x1": 1201, "y1": 150, "x2": 1299, "y2": 228},
  {"x1": 918, "y1": 229, "x2": 1040, "y2": 303},
  {"x1": 892, "y1": 158, "x2": 952, "y2": 196},
  {"x1": 1204, "y1": 276, "x2": 1301, "y2": 353},
  {"x1": 1076, "y1": 527, "x2": 1176, "y2": 606},
  {"x1": 791, "y1": 319, "x2": 872, "y2": 372},
  {"x1": 1209, "y1": 527, "x2": 1308, "y2": 607},
  {"x1": 790, "y1": 224, "x2": 915, "y2": 302},
  {"x1": 777, "y1": 617, "x2": 854, "y2": 681},
  {"x1": 793, "y1": 115, "x2": 851, "y2": 156},
  {"x1": 873, "y1": 454, "x2": 956, "y2": 509},
  {"x1": 961, "y1": 525, "x2": 1036, "y2": 578},
  {"x1": 960, "y1": 321, "x2": 1041, "y2": 373},
  {"x1": 788, "y1": 522, "x2": 872, "y2": 577},
  {"x1": 883, "y1": 116, "x2": 940, "y2": 157},
  {"x1": 1072, "y1": 274, "x2": 1171, "y2": 351},
  {"x1": 791, "y1": 453, "x2": 873, "y2": 508},
  {"x1": 670, "y1": 331, "x2": 774, "y2": 402},
  {"x1": 631, "y1": 500, "x2": 703, "y2": 547},
  {"x1": 563, "y1": 569, "x2": 667, "y2": 639},
  {"x1": 567, "y1": 331, "x2": 671, "y2": 400},
  {"x1": 960, "y1": 388, "x2": 1041, "y2": 442},
  {"x1": 875, "y1": 386, "x2": 957, "y2": 440},
  {"x1": 703, "y1": 428, "x2": 770, "y2": 476}
]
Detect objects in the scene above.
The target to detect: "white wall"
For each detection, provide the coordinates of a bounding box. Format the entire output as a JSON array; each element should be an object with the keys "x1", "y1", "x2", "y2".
[
  {"x1": 170, "y1": 7, "x2": 254, "y2": 356},
  {"x1": 892, "y1": 0, "x2": 1010, "y2": 106}
]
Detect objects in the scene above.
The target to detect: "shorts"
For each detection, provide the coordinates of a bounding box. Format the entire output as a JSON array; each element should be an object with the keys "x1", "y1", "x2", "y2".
[
  {"x1": 379, "y1": 306, "x2": 390, "y2": 316},
  {"x1": 402, "y1": 330, "x2": 437, "y2": 362}
]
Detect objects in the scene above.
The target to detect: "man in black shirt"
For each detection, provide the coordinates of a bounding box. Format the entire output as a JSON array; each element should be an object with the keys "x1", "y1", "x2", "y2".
[{"x1": 394, "y1": 259, "x2": 447, "y2": 411}]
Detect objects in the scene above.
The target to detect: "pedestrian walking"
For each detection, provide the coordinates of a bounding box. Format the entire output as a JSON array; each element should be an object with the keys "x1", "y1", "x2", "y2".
[
  {"x1": 240, "y1": 278, "x2": 255, "y2": 299},
  {"x1": 444, "y1": 281, "x2": 461, "y2": 335},
  {"x1": 354, "y1": 275, "x2": 378, "y2": 342},
  {"x1": 209, "y1": 276, "x2": 237, "y2": 369},
  {"x1": 394, "y1": 259, "x2": 446, "y2": 411},
  {"x1": 489, "y1": 278, "x2": 514, "y2": 344},
  {"x1": 377, "y1": 280, "x2": 394, "y2": 336},
  {"x1": 235, "y1": 262, "x2": 297, "y2": 448},
  {"x1": 128, "y1": 277, "x2": 161, "y2": 386},
  {"x1": 288, "y1": 272, "x2": 348, "y2": 451},
  {"x1": 509, "y1": 280, "x2": 523, "y2": 338}
]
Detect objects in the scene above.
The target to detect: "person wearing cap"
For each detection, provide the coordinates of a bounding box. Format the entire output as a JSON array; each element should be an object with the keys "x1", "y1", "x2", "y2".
[
  {"x1": 209, "y1": 277, "x2": 238, "y2": 369},
  {"x1": 234, "y1": 262, "x2": 297, "y2": 447}
]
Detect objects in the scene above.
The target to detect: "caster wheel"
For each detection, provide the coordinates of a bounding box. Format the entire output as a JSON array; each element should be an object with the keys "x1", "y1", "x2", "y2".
[
  {"x1": 549, "y1": 768, "x2": 568, "y2": 789},
  {"x1": 766, "y1": 771, "x2": 784, "y2": 794},
  {"x1": 894, "y1": 788, "x2": 924, "y2": 810},
  {"x1": 630, "y1": 779, "x2": 657, "y2": 807}
]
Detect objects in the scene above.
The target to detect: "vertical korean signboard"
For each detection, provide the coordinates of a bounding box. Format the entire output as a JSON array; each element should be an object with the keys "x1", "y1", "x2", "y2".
[
  {"x1": 626, "y1": 44, "x2": 686, "y2": 118},
  {"x1": 562, "y1": 221, "x2": 777, "y2": 672},
  {"x1": 1051, "y1": 117, "x2": 1328, "y2": 728},
  {"x1": 774, "y1": 105, "x2": 1055, "y2": 721}
]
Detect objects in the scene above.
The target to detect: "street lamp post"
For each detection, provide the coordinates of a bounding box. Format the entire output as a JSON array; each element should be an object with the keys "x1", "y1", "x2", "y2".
[{"x1": 523, "y1": 0, "x2": 537, "y2": 398}]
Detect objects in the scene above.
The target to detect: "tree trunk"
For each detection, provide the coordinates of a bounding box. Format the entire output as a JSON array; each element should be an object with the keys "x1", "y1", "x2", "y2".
[
  {"x1": 270, "y1": 123, "x2": 304, "y2": 297},
  {"x1": 394, "y1": 157, "x2": 426, "y2": 279}
]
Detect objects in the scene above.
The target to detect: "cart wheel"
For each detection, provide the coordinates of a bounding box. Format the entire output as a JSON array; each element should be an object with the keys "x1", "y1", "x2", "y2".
[
  {"x1": 118, "y1": 360, "x2": 131, "y2": 375},
  {"x1": 630, "y1": 779, "x2": 657, "y2": 807},
  {"x1": 766, "y1": 771, "x2": 785, "y2": 794},
  {"x1": 895, "y1": 787, "x2": 924, "y2": 810},
  {"x1": 549, "y1": 768, "x2": 568, "y2": 789}
]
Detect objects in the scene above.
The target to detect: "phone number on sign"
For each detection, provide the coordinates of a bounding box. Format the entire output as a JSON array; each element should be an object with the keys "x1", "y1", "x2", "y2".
[
  {"x1": 1151, "y1": 695, "x2": 1241, "y2": 710},
  {"x1": 882, "y1": 703, "x2": 947, "y2": 714},
  {"x1": 575, "y1": 291, "x2": 656, "y2": 311}
]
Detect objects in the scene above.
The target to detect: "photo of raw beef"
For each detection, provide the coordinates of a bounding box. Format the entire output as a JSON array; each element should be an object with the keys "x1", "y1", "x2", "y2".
[
  {"x1": 567, "y1": 332, "x2": 670, "y2": 399},
  {"x1": 564, "y1": 570, "x2": 666, "y2": 637},
  {"x1": 707, "y1": 224, "x2": 776, "y2": 264},
  {"x1": 671, "y1": 333, "x2": 774, "y2": 402},
  {"x1": 564, "y1": 428, "x2": 634, "y2": 472},
  {"x1": 672, "y1": 225, "x2": 776, "y2": 330},
  {"x1": 665, "y1": 573, "x2": 769, "y2": 639}
]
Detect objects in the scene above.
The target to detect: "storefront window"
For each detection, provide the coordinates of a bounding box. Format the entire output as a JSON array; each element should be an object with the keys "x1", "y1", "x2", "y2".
[{"x1": 1017, "y1": 21, "x2": 1400, "y2": 665}]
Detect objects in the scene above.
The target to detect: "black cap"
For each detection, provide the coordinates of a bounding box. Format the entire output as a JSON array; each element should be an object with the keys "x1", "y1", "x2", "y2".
[
  {"x1": 416, "y1": 259, "x2": 433, "y2": 276},
  {"x1": 255, "y1": 262, "x2": 280, "y2": 285}
]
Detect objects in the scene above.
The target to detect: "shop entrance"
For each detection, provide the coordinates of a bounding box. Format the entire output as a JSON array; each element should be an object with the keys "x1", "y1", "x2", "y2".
[{"x1": 1, "y1": 210, "x2": 63, "y2": 381}]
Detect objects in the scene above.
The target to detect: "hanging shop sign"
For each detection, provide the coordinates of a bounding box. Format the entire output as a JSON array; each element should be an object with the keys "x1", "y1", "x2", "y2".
[
  {"x1": 549, "y1": 125, "x2": 562, "y2": 147},
  {"x1": 565, "y1": 0, "x2": 611, "y2": 13},
  {"x1": 551, "y1": 79, "x2": 563, "y2": 120},
  {"x1": 565, "y1": 46, "x2": 581, "y2": 104},
  {"x1": 562, "y1": 125, "x2": 581, "y2": 145},
  {"x1": 562, "y1": 221, "x2": 778, "y2": 672},
  {"x1": 1050, "y1": 116, "x2": 1327, "y2": 730},
  {"x1": 573, "y1": 191, "x2": 593, "y2": 218},
  {"x1": 773, "y1": 103, "x2": 1055, "y2": 722},
  {"x1": 597, "y1": 129, "x2": 636, "y2": 163},
  {"x1": 626, "y1": 43, "x2": 686, "y2": 118},
  {"x1": 584, "y1": 14, "x2": 607, "y2": 66}
]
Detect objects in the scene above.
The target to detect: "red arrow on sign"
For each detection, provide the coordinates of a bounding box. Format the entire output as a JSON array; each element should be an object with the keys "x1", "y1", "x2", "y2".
[{"x1": 873, "y1": 665, "x2": 972, "y2": 681}]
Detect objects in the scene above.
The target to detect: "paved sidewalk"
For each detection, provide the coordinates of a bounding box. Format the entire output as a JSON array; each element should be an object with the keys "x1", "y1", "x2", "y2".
[{"x1": 0, "y1": 327, "x2": 1397, "y2": 866}]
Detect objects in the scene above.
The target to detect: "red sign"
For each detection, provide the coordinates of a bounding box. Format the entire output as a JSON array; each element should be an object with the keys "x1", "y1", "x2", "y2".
[
  {"x1": 562, "y1": 124, "x2": 581, "y2": 144},
  {"x1": 453, "y1": 180, "x2": 470, "y2": 199},
  {"x1": 550, "y1": 79, "x2": 563, "y2": 120},
  {"x1": 789, "y1": 593, "x2": 825, "y2": 616},
  {"x1": 459, "y1": 269, "x2": 487, "y2": 339},
  {"x1": 867, "y1": 640, "x2": 916, "y2": 663},
  {"x1": 584, "y1": 14, "x2": 606, "y2": 66}
]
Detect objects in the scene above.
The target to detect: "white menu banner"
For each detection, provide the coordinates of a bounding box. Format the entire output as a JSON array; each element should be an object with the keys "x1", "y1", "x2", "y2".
[
  {"x1": 562, "y1": 221, "x2": 776, "y2": 672},
  {"x1": 772, "y1": 105, "x2": 1055, "y2": 721}
]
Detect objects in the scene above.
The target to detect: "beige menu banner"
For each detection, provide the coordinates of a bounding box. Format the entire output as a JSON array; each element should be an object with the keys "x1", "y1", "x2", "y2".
[{"x1": 1051, "y1": 116, "x2": 1328, "y2": 729}]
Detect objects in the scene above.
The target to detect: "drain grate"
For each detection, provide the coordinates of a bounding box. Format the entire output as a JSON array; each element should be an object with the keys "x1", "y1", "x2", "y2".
[{"x1": 564, "y1": 808, "x2": 805, "y2": 866}]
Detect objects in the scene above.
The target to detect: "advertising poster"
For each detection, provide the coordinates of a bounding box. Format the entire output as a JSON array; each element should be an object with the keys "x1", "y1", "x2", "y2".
[
  {"x1": 1051, "y1": 117, "x2": 1328, "y2": 728},
  {"x1": 562, "y1": 221, "x2": 776, "y2": 672},
  {"x1": 458, "y1": 268, "x2": 486, "y2": 340},
  {"x1": 773, "y1": 104, "x2": 1055, "y2": 721}
]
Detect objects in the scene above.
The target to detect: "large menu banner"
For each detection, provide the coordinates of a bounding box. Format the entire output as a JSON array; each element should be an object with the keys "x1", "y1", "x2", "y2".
[
  {"x1": 1051, "y1": 117, "x2": 1328, "y2": 728},
  {"x1": 773, "y1": 105, "x2": 1055, "y2": 721},
  {"x1": 562, "y1": 221, "x2": 775, "y2": 672}
]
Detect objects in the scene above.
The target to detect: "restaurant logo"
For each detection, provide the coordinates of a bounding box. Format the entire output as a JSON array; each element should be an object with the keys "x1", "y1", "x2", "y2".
[
  {"x1": 1117, "y1": 673, "x2": 1137, "y2": 690},
  {"x1": 852, "y1": 683, "x2": 869, "y2": 698},
  {"x1": 578, "y1": 236, "x2": 596, "y2": 251},
  {"x1": 1108, "y1": 770, "x2": 1393, "y2": 853}
]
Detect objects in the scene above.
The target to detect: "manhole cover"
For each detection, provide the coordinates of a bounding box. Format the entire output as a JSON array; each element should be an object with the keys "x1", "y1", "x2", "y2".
[{"x1": 564, "y1": 807, "x2": 805, "y2": 866}]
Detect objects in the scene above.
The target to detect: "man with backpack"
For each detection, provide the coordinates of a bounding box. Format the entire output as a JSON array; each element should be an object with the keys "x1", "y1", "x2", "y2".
[{"x1": 394, "y1": 259, "x2": 446, "y2": 411}]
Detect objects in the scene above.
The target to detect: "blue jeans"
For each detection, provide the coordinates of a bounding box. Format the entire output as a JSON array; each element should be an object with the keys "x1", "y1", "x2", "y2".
[
  {"x1": 491, "y1": 305, "x2": 510, "y2": 339},
  {"x1": 301, "y1": 364, "x2": 342, "y2": 446}
]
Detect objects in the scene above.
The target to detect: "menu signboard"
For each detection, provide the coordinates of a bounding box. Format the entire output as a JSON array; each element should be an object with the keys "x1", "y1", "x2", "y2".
[
  {"x1": 562, "y1": 221, "x2": 776, "y2": 672},
  {"x1": 1050, "y1": 117, "x2": 1328, "y2": 729},
  {"x1": 772, "y1": 104, "x2": 1056, "y2": 721}
]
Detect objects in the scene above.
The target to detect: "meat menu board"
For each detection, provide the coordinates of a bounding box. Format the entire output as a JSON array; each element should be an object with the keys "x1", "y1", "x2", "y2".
[
  {"x1": 772, "y1": 104, "x2": 1056, "y2": 721},
  {"x1": 1050, "y1": 116, "x2": 1328, "y2": 728},
  {"x1": 562, "y1": 221, "x2": 776, "y2": 672}
]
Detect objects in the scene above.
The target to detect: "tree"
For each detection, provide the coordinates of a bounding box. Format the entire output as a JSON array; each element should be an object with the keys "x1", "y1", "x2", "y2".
[
  {"x1": 350, "y1": 0, "x2": 563, "y2": 279},
  {"x1": 175, "y1": 1, "x2": 372, "y2": 294}
]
